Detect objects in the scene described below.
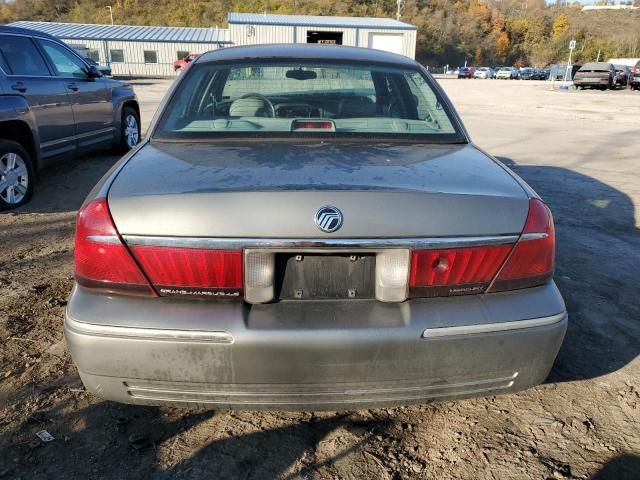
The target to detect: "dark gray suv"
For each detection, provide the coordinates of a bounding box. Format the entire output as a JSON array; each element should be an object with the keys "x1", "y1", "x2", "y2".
[{"x1": 0, "y1": 26, "x2": 141, "y2": 209}]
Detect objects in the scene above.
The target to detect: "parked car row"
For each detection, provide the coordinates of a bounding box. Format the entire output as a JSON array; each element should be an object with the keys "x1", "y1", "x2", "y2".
[
  {"x1": 446, "y1": 62, "x2": 639, "y2": 91},
  {"x1": 450, "y1": 66, "x2": 550, "y2": 80},
  {"x1": 0, "y1": 26, "x2": 141, "y2": 209}
]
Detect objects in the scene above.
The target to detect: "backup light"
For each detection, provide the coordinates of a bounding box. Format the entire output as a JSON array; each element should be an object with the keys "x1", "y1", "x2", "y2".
[
  {"x1": 375, "y1": 250, "x2": 410, "y2": 302},
  {"x1": 244, "y1": 251, "x2": 275, "y2": 304}
]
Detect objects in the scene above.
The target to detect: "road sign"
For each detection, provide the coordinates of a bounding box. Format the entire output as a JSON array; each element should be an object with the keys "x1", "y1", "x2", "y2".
[{"x1": 569, "y1": 40, "x2": 576, "y2": 50}]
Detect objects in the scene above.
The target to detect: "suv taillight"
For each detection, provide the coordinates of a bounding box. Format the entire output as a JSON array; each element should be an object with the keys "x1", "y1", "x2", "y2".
[
  {"x1": 409, "y1": 198, "x2": 555, "y2": 298},
  {"x1": 74, "y1": 198, "x2": 156, "y2": 296},
  {"x1": 487, "y1": 198, "x2": 555, "y2": 292}
]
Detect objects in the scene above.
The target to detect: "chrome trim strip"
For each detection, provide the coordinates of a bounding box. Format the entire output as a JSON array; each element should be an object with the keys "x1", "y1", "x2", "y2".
[
  {"x1": 126, "y1": 372, "x2": 519, "y2": 398},
  {"x1": 86, "y1": 235, "x2": 122, "y2": 244},
  {"x1": 40, "y1": 136, "x2": 75, "y2": 148},
  {"x1": 65, "y1": 317, "x2": 234, "y2": 344},
  {"x1": 520, "y1": 232, "x2": 549, "y2": 241},
  {"x1": 422, "y1": 312, "x2": 566, "y2": 338},
  {"x1": 41, "y1": 127, "x2": 115, "y2": 148},
  {"x1": 126, "y1": 381, "x2": 517, "y2": 405},
  {"x1": 122, "y1": 235, "x2": 520, "y2": 250}
]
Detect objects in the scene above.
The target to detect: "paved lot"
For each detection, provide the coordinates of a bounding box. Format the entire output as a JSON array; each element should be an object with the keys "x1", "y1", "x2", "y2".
[{"x1": 0, "y1": 79, "x2": 638, "y2": 479}]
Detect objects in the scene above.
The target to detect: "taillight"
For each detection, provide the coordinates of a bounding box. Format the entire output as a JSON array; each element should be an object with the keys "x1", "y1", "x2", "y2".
[
  {"x1": 488, "y1": 198, "x2": 555, "y2": 292},
  {"x1": 130, "y1": 246, "x2": 242, "y2": 298},
  {"x1": 74, "y1": 198, "x2": 156, "y2": 296},
  {"x1": 409, "y1": 244, "x2": 513, "y2": 298},
  {"x1": 408, "y1": 198, "x2": 555, "y2": 298}
]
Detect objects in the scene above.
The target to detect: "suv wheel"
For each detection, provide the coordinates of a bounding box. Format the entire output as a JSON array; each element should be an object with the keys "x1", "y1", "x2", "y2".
[
  {"x1": 116, "y1": 106, "x2": 141, "y2": 153},
  {"x1": 0, "y1": 140, "x2": 34, "y2": 210}
]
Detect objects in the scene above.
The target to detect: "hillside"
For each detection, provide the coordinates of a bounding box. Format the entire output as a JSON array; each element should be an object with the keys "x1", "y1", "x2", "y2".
[{"x1": 1, "y1": 0, "x2": 638, "y2": 66}]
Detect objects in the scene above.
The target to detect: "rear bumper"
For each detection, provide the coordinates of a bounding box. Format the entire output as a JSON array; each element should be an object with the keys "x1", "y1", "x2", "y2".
[
  {"x1": 574, "y1": 78, "x2": 610, "y2": 86},
  {"x1": 65, "y1": 282, "x2": 567, "y2": 410}
]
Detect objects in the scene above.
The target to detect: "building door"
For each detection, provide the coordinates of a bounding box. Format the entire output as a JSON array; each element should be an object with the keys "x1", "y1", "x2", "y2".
[
  {"x1": 307, "y1": 31, "x2": 343, "y2": 45},
  {"x1": 369, "y1": 33, "x2": 403, "y2": 55}
]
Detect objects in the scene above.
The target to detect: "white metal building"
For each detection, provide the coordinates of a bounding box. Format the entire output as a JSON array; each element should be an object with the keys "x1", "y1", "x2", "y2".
[
  {"x1": 7, "y1": 21, "x2": 231, "y2": 77},
  {"x1": 8, "y1": 13, "x2": 417, "y2": 77},
  {"x1": 228, "y1": 13, "x2": 417, "y2": 59},
  {"x1": 608, "y1": 58, "x2": 640, "y2": 68}
]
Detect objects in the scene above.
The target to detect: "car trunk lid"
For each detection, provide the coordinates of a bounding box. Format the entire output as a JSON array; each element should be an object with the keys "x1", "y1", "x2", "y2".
[{"x1": 107, "y1": 141, "x2": 529, "y2": 238}]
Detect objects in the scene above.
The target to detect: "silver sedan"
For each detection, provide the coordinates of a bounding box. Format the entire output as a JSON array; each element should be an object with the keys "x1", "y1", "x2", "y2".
[{"x1": 65, "y1": 45, "x2": 567, "y2": 410}]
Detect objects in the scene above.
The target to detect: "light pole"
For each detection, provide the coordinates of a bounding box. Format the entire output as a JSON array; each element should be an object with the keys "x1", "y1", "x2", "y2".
[{"x1": 106, "y1": 6, "x2": 114, "y2": 25}]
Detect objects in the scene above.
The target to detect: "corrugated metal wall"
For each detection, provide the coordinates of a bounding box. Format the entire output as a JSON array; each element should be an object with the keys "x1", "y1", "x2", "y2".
[
  {"x1": 63, "y1": 38, "x2": 223, "y2": 77},
  {"x1": 230, "y1": 23, "x2": 416, "y2": 59},
  {"x1": 60, "y1": 19, "x2": 417, "y2": 77},
  {"x1": 229, "y1": 23, "x2": 294, "y2": 46}
]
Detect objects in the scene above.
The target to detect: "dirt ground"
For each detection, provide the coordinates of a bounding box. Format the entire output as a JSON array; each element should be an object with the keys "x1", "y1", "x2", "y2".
[{"x1": 0, "y1": 79, "x2": 638, "y2": 480}]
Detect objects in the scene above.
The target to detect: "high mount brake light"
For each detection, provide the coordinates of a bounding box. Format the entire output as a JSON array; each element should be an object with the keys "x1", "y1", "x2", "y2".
[
  {"x1": 292, "y1": 120, "x2": 335, "y2": 131},
  {"x1": 74, "y1": 198, "x2": 155, "y2": 296}
]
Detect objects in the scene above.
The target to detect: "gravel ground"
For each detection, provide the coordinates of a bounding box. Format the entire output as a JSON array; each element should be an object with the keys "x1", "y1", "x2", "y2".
[{"x1": 0, "y1": 79, "x2": 638, "y2": 480}]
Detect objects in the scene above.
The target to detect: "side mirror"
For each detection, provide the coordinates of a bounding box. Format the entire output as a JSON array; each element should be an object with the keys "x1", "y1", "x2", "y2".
[{"x1": 86, "y1": 65, "x2": 103, "y2": 78}]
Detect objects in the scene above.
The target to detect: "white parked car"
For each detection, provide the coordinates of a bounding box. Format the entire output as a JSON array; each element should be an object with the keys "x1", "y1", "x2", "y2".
[
  {"x1": 496, "y1": 67, "x2": 519, "y2": 80},
  {"x1": 474, "y1": 67, "x2": 495, "y2": 79}
]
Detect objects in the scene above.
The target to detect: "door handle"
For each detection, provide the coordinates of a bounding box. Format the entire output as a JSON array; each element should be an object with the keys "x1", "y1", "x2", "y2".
[
  {"x1": 11, "y1": 83, "x2": 27, "y2": 93},
  {"x1": 67, "y1": 83, "x2": 79, "y2": 91}
]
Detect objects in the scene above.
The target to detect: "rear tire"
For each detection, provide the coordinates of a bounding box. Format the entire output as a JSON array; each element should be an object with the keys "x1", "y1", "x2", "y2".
[
  {"x1": 0, "y1": 140, "x2": 34, "y2": 210},
  {"x1": 115, "y1": 106, "x2": 141, "y2": 154}
]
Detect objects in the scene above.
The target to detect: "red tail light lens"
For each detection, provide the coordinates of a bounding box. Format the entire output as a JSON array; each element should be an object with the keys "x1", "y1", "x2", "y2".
[
  {"x1": 292, "y1": 120, "x2": 335, "y2": 131},
  {"x1": 74, "y1": 199, "x2": 155, "y2": 296},
  {"x1": 130, "y1": 246, "x2": 242, "y2": 298},
  {"x1": 409, "y1": 198, "x2": 555, "y2": 298},
  {"x1": 409, "y1": 245, "x2": 513, "y2": 297},
  {"x1": 488, "y1": 198, "x2": 555, "y2": 292}
]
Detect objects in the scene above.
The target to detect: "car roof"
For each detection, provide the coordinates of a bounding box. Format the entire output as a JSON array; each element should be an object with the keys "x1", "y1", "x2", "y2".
[
  {"x1": 0, "y1": 25, "x2": 59, "y2": 41},
  {"x1": 197, "y1": 44, "x2": 418, "y2": 68}
]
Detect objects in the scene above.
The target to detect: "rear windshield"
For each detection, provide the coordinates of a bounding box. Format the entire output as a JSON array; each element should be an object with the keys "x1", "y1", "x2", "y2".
[
  {"x1": 579, "y1": 63, "x2": 611, "y2": 72},
  {"x1": 154, "y1": 61, "x2": 464, "y2": 142}
]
